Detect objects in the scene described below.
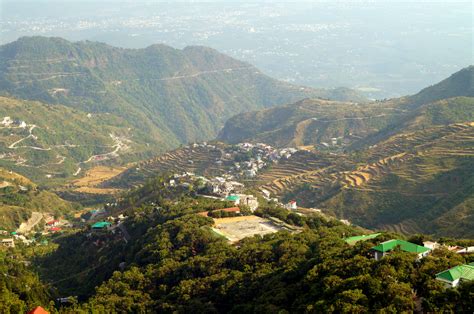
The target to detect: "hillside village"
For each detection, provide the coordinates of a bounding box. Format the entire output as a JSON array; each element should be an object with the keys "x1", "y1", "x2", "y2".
[{"x1": 2, "y1": 155, "x2": 473, "y2": 295}]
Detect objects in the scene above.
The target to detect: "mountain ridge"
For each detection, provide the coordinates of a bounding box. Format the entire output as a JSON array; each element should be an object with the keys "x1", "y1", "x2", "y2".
[
  {"x1": 218, "y1": 66, "x2": 474, "y2": 148},
  {"x1": 0, "y1": 36, "x2": 366, "y2": 150}
]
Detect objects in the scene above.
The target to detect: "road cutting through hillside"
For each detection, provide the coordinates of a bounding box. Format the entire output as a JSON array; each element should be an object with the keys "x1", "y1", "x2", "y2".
[{"x1": 16, "y1": 211, "x2": 43, "y2": 234}]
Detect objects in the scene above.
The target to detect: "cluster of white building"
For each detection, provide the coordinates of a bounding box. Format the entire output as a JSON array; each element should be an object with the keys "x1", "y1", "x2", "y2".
[
  {"x1": 231, "y1": 143, "x2": 299, "y2": 178},
  {"x1": 1, "y1": 116, "x2": 27, "y2": 128}
]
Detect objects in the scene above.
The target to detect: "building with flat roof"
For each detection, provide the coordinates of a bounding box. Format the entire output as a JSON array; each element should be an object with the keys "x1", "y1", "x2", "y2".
[
  {"x1": 1, "y1": 238, "x2": 14, "y2": 248},
  {"x1": 91, "y1": 221, "x2": 112, "y2": 231}
]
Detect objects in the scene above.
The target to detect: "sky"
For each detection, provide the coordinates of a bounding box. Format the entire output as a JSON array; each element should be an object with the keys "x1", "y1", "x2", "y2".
[{"x1": 1, "y1": 0, "x2": 472, "y2": 98}]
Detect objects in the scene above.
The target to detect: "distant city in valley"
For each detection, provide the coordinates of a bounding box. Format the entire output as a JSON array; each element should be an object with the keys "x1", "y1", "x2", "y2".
[{"x1": 1, "y1": 1, "x2": 471, "y2": 98}]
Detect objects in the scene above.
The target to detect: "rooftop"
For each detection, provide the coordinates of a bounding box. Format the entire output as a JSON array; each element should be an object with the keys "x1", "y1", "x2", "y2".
[
  {"x1": 27, "y1": 306, "x2": 49, "y2": 314},
  {"x1": 372, "y1": 239, "x2": 430, "y2": 254},
  {"x1": 91, "y1": 221, "x2": 111, "y2": 229},
  {"x1": 226, "y1": 195, "x2": 240, "y2": 201},
  {"x1": 436, "y1": 264, "x2": 474, "y2": 283},
  {"x1": 344, "y1": 233, "x2": 381, "y2": 245}
]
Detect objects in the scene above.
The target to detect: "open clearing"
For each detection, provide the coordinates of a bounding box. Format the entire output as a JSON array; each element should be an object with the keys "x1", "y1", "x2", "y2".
[
  {"x1": 16, "y1": 211, "x2": 43, "y2": 234},
  {"x1": 212, "y1": 215, "x2": 283, "y2": 242},
  {"x1": 72, "y1": 166, "x2": 127, "y2": 194}
]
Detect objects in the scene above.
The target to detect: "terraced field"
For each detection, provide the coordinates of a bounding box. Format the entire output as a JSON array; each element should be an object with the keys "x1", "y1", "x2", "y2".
[
  {"x1": 103, "y1": 144, "x2": 232, "y2": 188},
  {"x1": 257, "y1": 151, "x2": 346, "y2": 196},
  {"x1": 318, "y1": 123, "x2": 473, "y2": 237},
  {"x1": 254, "y1": 121, "x2": 474, "y2": 237}
]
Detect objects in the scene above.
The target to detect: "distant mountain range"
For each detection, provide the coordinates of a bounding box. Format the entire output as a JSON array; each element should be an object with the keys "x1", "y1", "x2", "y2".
[
  {"x1": 218, "y1": 66, "x2": 474, "y2": 148},
  {"x1": 0, "y1": 36, "x2": 365, "y2": 150}
]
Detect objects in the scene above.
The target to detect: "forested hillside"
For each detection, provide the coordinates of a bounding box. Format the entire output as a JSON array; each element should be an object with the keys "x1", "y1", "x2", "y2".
[
  {"x1": 0, "y1": 251, "x2": 52, "y2": 313},
  {"x1": 0, "y1": 168, "x2": 75, "y2": 231},
  {"x1": 3, "y1": 176, "x2": 470, "y2": 313},
  {"x1": 0, "y1": 36, "x2": 364, "y2": 151},
  {"x1": 217, "y1": 98, "x2": 403, "y2": 146}
]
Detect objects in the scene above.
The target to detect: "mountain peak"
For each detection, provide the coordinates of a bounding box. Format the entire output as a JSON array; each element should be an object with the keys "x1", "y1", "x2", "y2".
[{"x1": 410, "y1": 65, "x2": 474, "y2": 105}]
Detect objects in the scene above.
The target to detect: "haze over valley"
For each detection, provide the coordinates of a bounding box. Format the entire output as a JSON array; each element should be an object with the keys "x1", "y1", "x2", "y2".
[
  {"x1": 0, "y1": 1, "x2": 473, "y2": 313},
  {"x1": 1, "y1": 1, "x2": 471, "y2": 98}
]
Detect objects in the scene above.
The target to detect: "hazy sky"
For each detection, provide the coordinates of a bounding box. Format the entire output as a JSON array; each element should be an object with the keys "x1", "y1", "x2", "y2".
[{"x1": 1, "y1": 1, "x2": 472, "y2": 97}]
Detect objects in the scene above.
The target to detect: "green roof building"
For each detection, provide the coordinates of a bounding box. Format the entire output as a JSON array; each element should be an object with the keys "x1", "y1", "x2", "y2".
[
  {"x1": 436, "y1": 263, "x2": 474, "y2": 288},
  {"x1": 344, "y1": 233, "x2": 381, "y2": 245},
  {"x1": 371, "y1": 239, "x2": 431, "y2": 260},
  {"x1": 91, "y1": 221, "x2": 112, "y2": 230},
  {"x1": 226, "y1": 195, "x2": 240, "y2": 203}
]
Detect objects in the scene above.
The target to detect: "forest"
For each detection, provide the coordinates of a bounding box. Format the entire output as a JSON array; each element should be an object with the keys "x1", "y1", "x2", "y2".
[{"x1": 1, "y1": 176, "x2": 473, "y2": 313}]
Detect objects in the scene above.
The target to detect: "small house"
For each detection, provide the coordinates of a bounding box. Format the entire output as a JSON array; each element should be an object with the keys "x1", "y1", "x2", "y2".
[
  {"x1": 239, "y1": 194, "x2": 259, "y2": 212},
  {"x1": 435, "y1": 263, "x2": 474, "y2": 288},
  {"x1": 91, "y1": 221, "x2": 112, "y2": 231},
  {"x1": 1, "y1": 238, "x2": 15, "y2": 248},
  {"x1": 244, "y1": 169, "x2": 257, "y2": 178},
  {"x1": 260, "y1": 189, "x2": 271, "y2": 199},
  {"x1": 423, "y1": 241, "x2": 440, "y2": 250},
  {"x1": 285, "y1": 200, "x2": 297, "y2": 211},
  {"x1": 371, "y1": 239, "x2": 431, "y2": 260},
  {"x1": 226, "y1": 194, "x2": 240, "y2": 205},
  {"x1": 46, "y1": 220, "x2": 60, "y2": 227},
  {"x1": 27, "y1": 306, "x2": 49, "y2": 314},
  {"x1": 455, "y1": 246, "x2": 474, "y2": 254}
]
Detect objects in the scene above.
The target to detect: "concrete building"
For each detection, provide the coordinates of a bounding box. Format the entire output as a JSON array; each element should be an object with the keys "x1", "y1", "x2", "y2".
[
  {"x1": 1, "y1": 238, "x2": 15, "y2": 248},
  {"x1": 239, "y1": 194, "x2": 259, "y2": 212}
]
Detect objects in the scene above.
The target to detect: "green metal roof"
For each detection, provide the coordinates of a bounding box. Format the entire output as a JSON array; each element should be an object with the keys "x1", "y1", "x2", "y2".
[
  {"x1": 372, "y1": 239, "x2": 430, "y2": 254},
  {"x1": 226, "y1": 195, "x2": 240, "y2": 201},
  {"x1": 436, "y1": 264, "x2": 474, "y2": 283},
  {"x1": 91, "y1": 221, "x2": 111, "y2": 229},
  {"x1": 344, "y1": 233, "x2": 381, "y2": 245}
]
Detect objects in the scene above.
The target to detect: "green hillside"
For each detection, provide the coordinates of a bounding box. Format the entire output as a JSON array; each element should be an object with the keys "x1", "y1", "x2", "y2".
[
  {"x1": 0, "y1": 96, "x2": 150, "y2": 184},
  {"x1": 0, "y1": 168, "x2": 75, "y2": 231},
  {"x1": 19, "y1": 178, "x2": 473, "y2": 313},
  {"x1": 218, "y1": 98, "x2": 404, "y2": 147},
  {"x1": 0, "y1": 36, "x2": 364, "y2": 150},
  {"x1": 218, "y1": 66, "x2": 474, "y2": 148},
  {"x1": 216, "y1": 68, "x2": 474, "y2": 238},
  {"x1": 316, "y1": 122, "x2": 474, "y2": 237},
  {"x1": 408, "y1": 65, "x2": 474, "y2": 106},
  {"x1": 250, "y1": 99, "x2": 474, "y2": 237}
]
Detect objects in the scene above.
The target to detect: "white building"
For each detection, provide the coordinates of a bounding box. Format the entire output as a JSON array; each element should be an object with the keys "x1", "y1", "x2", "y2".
[
  {"x1": 285, "y1": 200, "x2": 297, "y2": 210},
  {"x1": 1, "y1": 238, "x2": 14, "y2": 248}
]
